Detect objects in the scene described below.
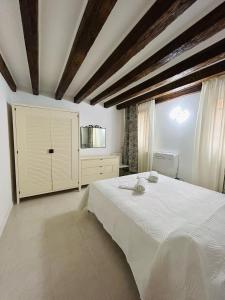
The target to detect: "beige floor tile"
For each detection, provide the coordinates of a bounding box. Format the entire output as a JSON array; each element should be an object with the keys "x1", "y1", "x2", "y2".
[
  {"x1": 0, "y1": 236, "x2": 49, "y2": 274},
  {"x1": 0, "y1": 256, "x2": 51, "y2": 299},
  {"x1": 18, "y1": 281, "x2": 54, "y2": 300},
  {"x1": 0, "y1": 278, "x2": 53, "y2": 300},
  {"x1": 0, "y1": 189, "x2": 140, "y2": 300}
]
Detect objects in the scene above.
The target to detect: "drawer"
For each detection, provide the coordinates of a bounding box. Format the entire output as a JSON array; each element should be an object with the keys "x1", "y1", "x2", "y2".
[
  {"x1": 81, "y1": 174, "x2": 101, "y2": 185},
  {"x1": 81, "y1": 158, "x2": 118, "y2": 169},
  {"x1": 81, "y1": 171, "x2": 118, "y2": 185},
  {"x1": 82, "y1": 166, "x2": 102, "y2": 176},
  {"x1": 102, "y1": 165, "x2": 115, "y2": 174},
  {"x1": 82, "y1": 165, "x2": 115, "y2": 176}
]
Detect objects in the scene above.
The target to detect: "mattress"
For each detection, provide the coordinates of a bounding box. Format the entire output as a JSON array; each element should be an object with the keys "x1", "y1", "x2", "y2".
[{"x1": 81, "y1": 173, "x2": 225, "y2": 300}]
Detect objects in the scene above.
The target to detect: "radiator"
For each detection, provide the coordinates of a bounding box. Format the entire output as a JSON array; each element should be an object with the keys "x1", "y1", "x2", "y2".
[{"x1": 152, "y1": 152, "x2": 179, "y2": 178}]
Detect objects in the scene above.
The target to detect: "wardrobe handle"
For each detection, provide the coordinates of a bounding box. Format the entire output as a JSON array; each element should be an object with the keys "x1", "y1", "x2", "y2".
[{"x1": 48, "y1": 149, "x2": 54, "y2": 154}]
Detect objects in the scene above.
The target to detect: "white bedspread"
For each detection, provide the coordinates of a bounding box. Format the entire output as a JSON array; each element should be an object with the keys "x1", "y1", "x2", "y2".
[{"x1": 81, "y1": 173, "x2": 225, "y2": 300}]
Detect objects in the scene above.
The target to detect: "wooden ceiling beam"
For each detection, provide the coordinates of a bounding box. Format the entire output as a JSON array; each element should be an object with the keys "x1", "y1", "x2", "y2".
[
  {"x1": 55, "y1": 0, "x2": 117, "y2": 100},
  {"x1": 117, "y1": 59, "x2": 225, "y2": 109},
  {"x1": 91, "y1": 2, "x2": 225, "y2": 105},
  {"x1": 0, "y1": 54, "x2": 16, "y2": 92},
  {"x1": 155, "y1": 83, "x2": 202, "y2": 104},
  {"x1": 74, "y1": 0, "x2": 197, "y2": 103},
  {"x1": 19, "y1": 0, "x2": 39, "y2": 95},
  {"x1": 104, "y1": 38, "x2": 225, "y2": 108}
]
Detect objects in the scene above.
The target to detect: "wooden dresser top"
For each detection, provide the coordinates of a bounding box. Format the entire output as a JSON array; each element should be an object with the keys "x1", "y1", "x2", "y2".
[{"x1": 80, "y1": 155, "x2": 119, "y2": 160}]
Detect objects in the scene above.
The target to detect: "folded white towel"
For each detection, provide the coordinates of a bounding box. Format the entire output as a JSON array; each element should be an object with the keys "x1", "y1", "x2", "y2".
[
  {"x1": 119, "y1": 177, "x2": 147, "y2": 193},
  {"x1": 119, "y1": 185, "x2": 135, "y2": 191},
  {"x1": 134, "y1": 177, "x2": 146, "y2": 193},
  {"x1": 148, "y1": 171, "x2": 159, "y2": 183}
]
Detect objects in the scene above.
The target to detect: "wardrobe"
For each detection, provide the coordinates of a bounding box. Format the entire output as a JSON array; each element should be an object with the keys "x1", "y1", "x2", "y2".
[{"x1": 12, "y1": 105, "x2": 79, "y2": 203}]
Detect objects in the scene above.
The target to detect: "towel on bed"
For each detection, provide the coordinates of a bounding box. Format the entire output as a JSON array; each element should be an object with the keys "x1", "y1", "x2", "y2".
[
  {"x1": 148, "y1": 171, "x2": 159, "y2": 183},
  {"x1": 119, "y1": 177, "x2": 147, "y2": 193}
]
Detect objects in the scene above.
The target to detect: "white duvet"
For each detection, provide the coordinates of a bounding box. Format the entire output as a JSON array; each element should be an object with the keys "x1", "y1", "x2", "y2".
[{"x1": 81, "y1": 173, "x2": 225, "y2": 300}]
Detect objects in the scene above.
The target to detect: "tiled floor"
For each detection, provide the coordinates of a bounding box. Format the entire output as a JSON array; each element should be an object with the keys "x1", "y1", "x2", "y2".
[{"x1": 0, "y1": 189, "x2": 140, "y2": 300}]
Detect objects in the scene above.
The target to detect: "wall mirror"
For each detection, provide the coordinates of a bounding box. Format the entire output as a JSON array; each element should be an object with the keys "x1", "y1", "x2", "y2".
[{"x1": 80, "y1": 126, "x2": 106, "y2": 148}]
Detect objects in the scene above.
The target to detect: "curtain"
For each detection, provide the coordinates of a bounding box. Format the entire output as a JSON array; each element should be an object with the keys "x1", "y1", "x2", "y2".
[
  {"x1": 193, "y1": 75, "x2": 225, "y2": 192},
  {"x1": 138, "y1": 100, "x2": 155, "y2": 172},
  {"x1": 123, "y1": 105, "x2": 138, "y2": 172}
]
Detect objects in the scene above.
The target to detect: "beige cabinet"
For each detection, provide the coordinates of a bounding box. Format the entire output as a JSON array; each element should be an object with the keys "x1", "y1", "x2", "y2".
[
  {"x1": 80, "y1": 155, "x2": 119, "y2": 187},
  {"x1": 13, "y1": 105, "x2": 79, "y2": 203}
]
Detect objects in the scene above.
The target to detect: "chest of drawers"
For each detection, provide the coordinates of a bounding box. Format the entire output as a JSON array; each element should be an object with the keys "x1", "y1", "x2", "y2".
[{"x1": 80, "y1": 155, "x2": 119, "y2": 187}]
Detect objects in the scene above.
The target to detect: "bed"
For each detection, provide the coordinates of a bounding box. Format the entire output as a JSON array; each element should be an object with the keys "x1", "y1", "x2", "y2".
[{"x1": 81, "y1": 173, "x2": 225, "y2": 300}]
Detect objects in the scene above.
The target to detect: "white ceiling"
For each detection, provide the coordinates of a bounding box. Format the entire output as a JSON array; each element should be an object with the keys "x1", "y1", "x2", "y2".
[{"x1": 0, "y1": 0, "x2": 224, "y2": 103}]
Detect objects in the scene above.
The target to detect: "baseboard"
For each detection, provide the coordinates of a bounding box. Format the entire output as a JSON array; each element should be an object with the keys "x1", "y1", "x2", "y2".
[{"x1": 0, "y1": 203, "x2": 13, "y2": 238}]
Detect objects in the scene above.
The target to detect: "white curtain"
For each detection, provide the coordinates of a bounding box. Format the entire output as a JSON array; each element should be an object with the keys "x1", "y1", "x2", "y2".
[
  {"x1": 193, "y1": 75, "x2": 225, "y2": 192},
  {"x1": 138, "y1": 100, "x2": 155, "y2": 172}
]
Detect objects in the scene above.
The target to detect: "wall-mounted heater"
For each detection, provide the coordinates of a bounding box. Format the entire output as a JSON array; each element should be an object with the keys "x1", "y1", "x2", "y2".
[{"x1": 153, "y1": 152, "x2": 179, "y2": 178}]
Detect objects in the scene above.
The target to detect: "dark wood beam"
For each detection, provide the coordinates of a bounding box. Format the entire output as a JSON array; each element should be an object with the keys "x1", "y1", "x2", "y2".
[
  {"x1": 74, "y1": 0, "x2": 197, "y2": 103},
  {"x1": 91, "y1": 2, "x2": 225, "y2": 105},
  {"x1": 117, "y1": 59, "x2": 225, "y2": 109},
  {"x1": 19, "y1": 0, "x2": 39, "y2": 95},
  {"x1": 55, "y1": 0, "x2": 118, "y2": 100},
  {"x1": 0, "y1": 54, "x2": 16, "y2": 92},
  {"x1": 103, "y1": 38, "x2": 225, "y2": 107},
  {"x1": 155, "y1": 83, "x2": 202, "y2": 104}
]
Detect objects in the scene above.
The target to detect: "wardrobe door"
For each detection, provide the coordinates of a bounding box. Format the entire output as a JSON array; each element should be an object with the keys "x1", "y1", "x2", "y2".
[
  {"x1": 51, "y1": 111, "x2": 79, "y2": 191},
  {"x1": 15, "y1": 107, "x2": 53, "y2": 197}
]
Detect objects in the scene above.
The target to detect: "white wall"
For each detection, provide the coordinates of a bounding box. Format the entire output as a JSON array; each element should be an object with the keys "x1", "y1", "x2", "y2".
[
  {"x1": 0, "y1": 75, "x2": 13, "y2": 236},
  {"x1": 155, "y1": 92, "x2": 200, "y2": 182},
  {"x1": 9, "y1": 90, "x2": 124, "y2": 156}
]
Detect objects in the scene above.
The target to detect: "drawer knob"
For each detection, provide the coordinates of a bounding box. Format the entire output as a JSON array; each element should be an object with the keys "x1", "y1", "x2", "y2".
[{"x1": 100, "y1": 173, "x2": 103, "y2": 175}]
